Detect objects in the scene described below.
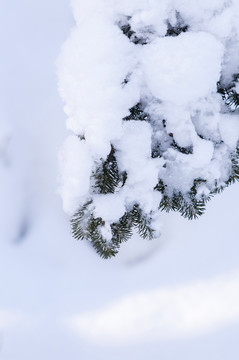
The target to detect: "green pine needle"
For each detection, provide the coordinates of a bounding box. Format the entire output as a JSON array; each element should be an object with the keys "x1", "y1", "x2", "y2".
[
  {"x1": 71, "y1": 202, "x2": 156, "y2": 258},
  {"x1": 93, "y1": 145, "x2": 122, "y2": 194}
]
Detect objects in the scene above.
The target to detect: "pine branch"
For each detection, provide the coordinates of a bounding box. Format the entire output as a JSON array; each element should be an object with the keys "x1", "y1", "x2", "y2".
[
  {"x1": 226, "y1": 91, "x2": 239, "y2": 110},
  {"x1": 118, "y1": 17, "x2": 148, "y2": 45},
  {"x1": 93, "y1": 145, "x2": 126, "y2": 194},
  {"x1": 171, "y1": 139, "x2": 193, "y2": 155},
  {"x1": 71, "y1": 201, "x2": 156, "y2": 258},
  {"x1": 220, "y1": 89, "x2": 239, "y2": 110},
  {"x1": 177, "y1": 197, "x2": 206, "y2": 220},
  {"x1": 123, "y1": 102, "x2": 149, "y2": 122},
  {"x1": 226, "y1": 149, "x2": 239, "y2": 185},
  {"x1": 71, "y1": 200, "x2": 93, "y2": 241},
  {"x1": 71, "y1": 201, "x2": 119, "y2": 259},
  {"x1": 157, "y1": 179, "x2": 208, "y2": 220},
  {"x1": 86, "y1": 217, "x2": 119, "y2": 259},
  {"x1": 130, "y1": 204, "x2": 155, "y2": 240},
  {"x1": 111, "y1": 212, "x2": 133, "y2": 246},
  {"x1": 218, "y1": 74, "x2": 239, "y2": 111},
  {"x1": 166, "y1": 11, "x2": 188, "y2": 37}
]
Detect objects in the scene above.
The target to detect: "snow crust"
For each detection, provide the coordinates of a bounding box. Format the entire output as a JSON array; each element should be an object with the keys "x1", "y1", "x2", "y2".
[{"x1": 57, "y1": 0, "x2": 239, "y2": 224}]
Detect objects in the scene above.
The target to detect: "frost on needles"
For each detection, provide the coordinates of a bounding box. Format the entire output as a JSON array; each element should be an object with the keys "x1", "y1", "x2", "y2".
[{"x1": 57, "y1": 0, "x2": 239, "y2": 258}]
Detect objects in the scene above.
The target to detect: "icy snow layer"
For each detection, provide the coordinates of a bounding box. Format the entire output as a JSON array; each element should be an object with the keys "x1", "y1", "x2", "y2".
[{"x1": 57, "y1": 0, "x2": 239, "y2": 222}]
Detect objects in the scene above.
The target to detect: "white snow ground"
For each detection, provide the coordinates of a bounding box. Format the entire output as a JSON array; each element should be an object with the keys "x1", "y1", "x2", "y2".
[{"x1": 0, "y1": 1, "x2": 239, "y2": 359}]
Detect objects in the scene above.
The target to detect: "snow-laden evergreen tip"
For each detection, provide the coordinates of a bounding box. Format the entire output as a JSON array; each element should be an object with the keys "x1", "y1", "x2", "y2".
[{"x1": 57, "y1": 0, "x2": 239, "y2": 258}]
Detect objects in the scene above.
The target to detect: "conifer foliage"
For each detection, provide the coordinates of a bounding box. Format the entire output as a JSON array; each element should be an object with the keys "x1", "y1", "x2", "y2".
[
  {"x1": 71, "y1": 145, "x2": 156, "y2": 258},
  {"x1": 58, "y1": 0, "x2": 239, "y2": 258}
]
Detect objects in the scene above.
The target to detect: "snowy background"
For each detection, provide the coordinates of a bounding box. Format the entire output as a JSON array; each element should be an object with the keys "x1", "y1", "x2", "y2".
[{"x1": 0, "y1": 0, "x2": 239, "y2": 359}]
